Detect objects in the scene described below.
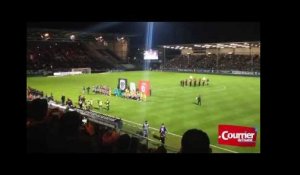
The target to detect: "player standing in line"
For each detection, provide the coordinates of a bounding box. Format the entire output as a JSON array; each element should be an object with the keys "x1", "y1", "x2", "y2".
[
  {"x1": 106, "y1": 99, "x2": 110, "y2": 111},
  {"x1": 87, "y1": 86, "x2": 90, "y2": 94},
  {"x1": 98, "y1": 99, "x2": 103, "y2": 111}
]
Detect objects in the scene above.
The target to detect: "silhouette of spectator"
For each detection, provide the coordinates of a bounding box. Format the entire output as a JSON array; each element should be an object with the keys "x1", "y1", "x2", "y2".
[
  {"x1": 60, "y1": 111, "x2": 82, "y2": 137},
  {"x1": 58, "y1": 111, "x2": 94, "y2": 152},
  {"x1": 27, "y1": 98, "x2": 48, "y2": 122},
  {"x1": 180, "y1": 129, "x2": 212, "y2": 153},
  {"x1": 155, "y1": 145, "x2": 167, "y2": 153},
  {"x1": 27, "y1": 98, "x2": 49, "y2": 152},
  {"x1": 114, "y1": 134, "x2": 131, "y2": 153},
  {"x1": 128, "y1": 137, "x2": 139, "y2": 153}
]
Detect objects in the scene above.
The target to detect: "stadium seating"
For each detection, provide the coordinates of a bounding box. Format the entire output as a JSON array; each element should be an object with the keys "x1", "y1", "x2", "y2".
[
  {"x1": 27, "y1": 41, "x2": 115, "y2": 71},
  {"x1": 164, "y1": 54, "x2": 260, "y2": 72}
]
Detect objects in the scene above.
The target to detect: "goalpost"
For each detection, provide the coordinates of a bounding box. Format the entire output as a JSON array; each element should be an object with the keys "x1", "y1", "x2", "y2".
[{"x1": 71, "y1": 67, "x2": 91, "y2": 74}]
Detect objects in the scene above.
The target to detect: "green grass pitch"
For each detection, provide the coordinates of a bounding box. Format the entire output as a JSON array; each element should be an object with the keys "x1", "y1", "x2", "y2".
[{"x1": 27, "y1": 71, "x2": 260, "y2": 153}]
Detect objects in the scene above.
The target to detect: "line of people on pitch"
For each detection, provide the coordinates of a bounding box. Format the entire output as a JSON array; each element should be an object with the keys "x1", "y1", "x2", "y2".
[
  {"x1": 78, "y1": 95, "x2": 110, "y2": 111},
  {"x1": 113, "y1": 87, "x2": 147, "y2": 101},
  {"x1": 121, "y1": 88, "x2": 147, "y2": 101},
  {"x1": 59, "y1": 95, "x2": 110, "y2": 112},
  {"x1": 60, "y1": 95, "x2": 74, "y2": 109},
  {"x1": 82, "y1": 85, "x2": 111, "y2": 96},
  {"x1": 180, "y1": 78, "x2": 209, "y2": 87}
]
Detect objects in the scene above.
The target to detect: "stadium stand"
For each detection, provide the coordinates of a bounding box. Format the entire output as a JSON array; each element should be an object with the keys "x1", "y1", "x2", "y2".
[
  {"x1": 27, "y1": 29, "x2": 134, "y2": 75},
  {"x1": 27, "y1": 41, "x2": 114, "y2": 71},
  {"x1": 164, "y1": 54, "x2": 260, "y2": 72}
]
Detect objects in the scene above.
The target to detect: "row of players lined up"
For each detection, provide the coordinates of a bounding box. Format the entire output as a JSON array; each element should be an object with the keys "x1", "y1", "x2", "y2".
[
  {"x1": 78, "y1": 95, "x2": 110, "y2": 111},
  {"x1": 82, "y1": 85, "x2": 147, "y2": 102},
  {"x1": 56, "y1": 95, "x2": 111, "y2": 112},
  {"x1": 119, "y1": 88, "x2": 147, "y2": 101},
  {"x1": 58, "y1": 95, "x2": 111, "y2": 112},
  {"x1": 27, "y1": 87, "x2": 146, "y2": 114},
  {"x1": 82, "y1": 85, "x2": 111, "y2": 96},
  {"x1": 180, "y1": 77, "x2": 209, "y2": 87},
  {"x1": 27, "y1": 89, "x2": 111, "y2": 112}
]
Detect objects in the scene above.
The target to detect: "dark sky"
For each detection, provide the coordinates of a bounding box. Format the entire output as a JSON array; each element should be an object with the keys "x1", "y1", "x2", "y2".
[{"x1": 27, "y1": 22, "x2": 260, "y2": 47}]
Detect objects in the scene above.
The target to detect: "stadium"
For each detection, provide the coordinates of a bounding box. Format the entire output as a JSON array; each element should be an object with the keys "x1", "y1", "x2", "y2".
[{"x1": 27, "y1": 22, "x2": 260, "y2": 153}]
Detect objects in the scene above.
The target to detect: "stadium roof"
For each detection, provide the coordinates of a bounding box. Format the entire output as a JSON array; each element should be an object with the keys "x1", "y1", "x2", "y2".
[
  {"x1": 158, "y1": 41, "x2": 260, "y2": 50},
  {"x1": 27, "y1": 28, "x2": 138, "y2": 42},
  {"x1": 27, "y1": 22, "x2": 260, "y2": 47}
]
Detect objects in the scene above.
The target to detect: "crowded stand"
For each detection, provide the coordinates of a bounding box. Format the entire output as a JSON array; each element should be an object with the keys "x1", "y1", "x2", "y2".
[
  {"x1": 164, "y1": 54, "x2": 260, "y2": 72},
  {"x1": 27, "y1": 41, "x2": 113, "y2": 71}
]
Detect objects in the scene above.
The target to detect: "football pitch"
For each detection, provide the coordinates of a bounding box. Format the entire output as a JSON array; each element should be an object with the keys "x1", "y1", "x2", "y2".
[{"x1": 27, "y1": 71, "x2": 260, "y2": 153}]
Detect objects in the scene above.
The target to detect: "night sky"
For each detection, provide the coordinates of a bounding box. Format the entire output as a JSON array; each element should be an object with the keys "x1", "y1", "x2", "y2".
[{"x1": 27, "y1": 22, "x2": 260, "y2": 47}]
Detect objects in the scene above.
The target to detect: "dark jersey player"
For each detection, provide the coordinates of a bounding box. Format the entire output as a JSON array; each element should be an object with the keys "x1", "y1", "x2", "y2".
[
  {"x1": 159, "y1": 123, "x2": 168, "y2": 145},
  {"x1": 197, "y1": 95, "x2": 201, "y2": 106}
]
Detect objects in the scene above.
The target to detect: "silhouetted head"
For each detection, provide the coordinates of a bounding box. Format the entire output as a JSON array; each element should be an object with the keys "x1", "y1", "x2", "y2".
[
  {"x1": 60, "y1": 111, "x2": 81, "y2": 136},
  {"x1": 115, "y1": 134, "x2": 131, "y2": 153},
  {"x1": 28, "y1": 98, "x2": 48, "y2": 121},
  {"x1": 181, "y1": 129, "x2": 212, "y2": 153}
]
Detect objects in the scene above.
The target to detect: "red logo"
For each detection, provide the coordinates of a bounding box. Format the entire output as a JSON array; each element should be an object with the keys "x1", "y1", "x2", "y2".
[{"x1": 218, "y1": 125, "x2": 257, "y2": 147}]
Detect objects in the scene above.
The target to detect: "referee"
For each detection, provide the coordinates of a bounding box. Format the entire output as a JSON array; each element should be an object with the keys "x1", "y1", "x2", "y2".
[{"x1": 197, "y1": 95, "x2": 201, "y2": 106}]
